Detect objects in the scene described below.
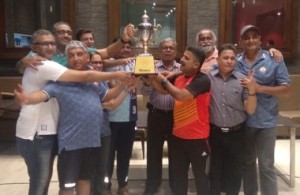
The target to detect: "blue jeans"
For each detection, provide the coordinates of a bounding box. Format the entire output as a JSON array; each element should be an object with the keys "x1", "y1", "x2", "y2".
[
  {"x1": 17, "y1": 135, "x2": 57, "y2": 195},
  {"x1": 243, "y1": 127, "x2": 278, "y2": 195}
]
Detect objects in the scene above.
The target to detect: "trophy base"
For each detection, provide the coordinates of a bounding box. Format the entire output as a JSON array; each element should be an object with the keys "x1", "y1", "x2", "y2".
[{"x1": 133, "y1": 55, "x2": 156, "y2": 75}]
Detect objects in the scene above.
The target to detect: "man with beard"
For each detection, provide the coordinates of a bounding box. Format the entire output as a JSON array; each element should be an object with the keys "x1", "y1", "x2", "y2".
[
  {"x1": 196, "y1": 29, "x2": 283, "y2": 74},
  {"x1": 196, "y1": 29, "x2": 219, "y2": 73}
]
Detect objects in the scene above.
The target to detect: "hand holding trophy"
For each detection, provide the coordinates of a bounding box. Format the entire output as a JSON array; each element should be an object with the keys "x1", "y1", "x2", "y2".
[{"x1": 132, "y1": 10, "x2": 162, "y2": 75}]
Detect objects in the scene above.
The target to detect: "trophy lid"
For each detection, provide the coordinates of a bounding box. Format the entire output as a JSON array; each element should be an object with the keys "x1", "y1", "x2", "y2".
[{"x1": 138, "y1": 10, "x2": 153, "y2": 29}]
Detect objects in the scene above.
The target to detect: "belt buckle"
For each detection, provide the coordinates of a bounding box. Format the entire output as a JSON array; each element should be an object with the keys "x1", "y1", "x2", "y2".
[{"x1": 220, "y1": 127, "x2": 229, "y2": 133}]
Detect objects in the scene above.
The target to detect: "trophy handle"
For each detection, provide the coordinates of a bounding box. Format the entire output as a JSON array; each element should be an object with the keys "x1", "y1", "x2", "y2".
[{"x1": 154, "y1": 24, "x2": 163, "y2": 38}]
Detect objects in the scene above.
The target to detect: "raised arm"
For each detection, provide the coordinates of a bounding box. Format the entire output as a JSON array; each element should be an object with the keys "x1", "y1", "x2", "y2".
[
  {"x1": 103, "y1": 57, "x2": 135, "y2": 68},
  {"x1": 97, "y1": 24, "x2": 134, "y2": 59},
  {"x1": 102, "y1": 77, "x2": 135, "y2": 110},
  {"x1": 240, "y1": 71, "x2": 257, "y2": 115}
]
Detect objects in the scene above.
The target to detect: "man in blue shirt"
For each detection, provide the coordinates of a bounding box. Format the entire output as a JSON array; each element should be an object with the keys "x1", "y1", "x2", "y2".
[
  {"x1": 14, "y1": 40, "x2": 132, "y2": 195},
  {"x1": 235, "y1": 25, "x2": 291, "y2": 195}
]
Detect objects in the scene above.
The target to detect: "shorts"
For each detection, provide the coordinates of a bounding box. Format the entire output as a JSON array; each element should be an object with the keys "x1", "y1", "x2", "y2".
[{"x1": 57, "y1": 147, "x2": 101, "y2": 190}]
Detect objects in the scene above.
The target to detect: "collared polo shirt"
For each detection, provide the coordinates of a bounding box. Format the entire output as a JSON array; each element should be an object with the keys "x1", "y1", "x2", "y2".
[
  {"x1": 235, "y1": 49, "x2": 290, "y2": 128},
  {"x1": 43, "y1": 81, "x2": 103, "y2": 153},
  {"x1": 173, "y1": 72, "x2": 211, "y2": 139},
  {"x1": 52, "y1": 51, "x2": 67, "y2": 67}
]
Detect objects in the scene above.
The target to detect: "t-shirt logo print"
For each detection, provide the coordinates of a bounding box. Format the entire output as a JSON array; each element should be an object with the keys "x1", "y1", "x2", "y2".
[{"x1": 259, "y1": 66, "x2": 267, "y2": 74}]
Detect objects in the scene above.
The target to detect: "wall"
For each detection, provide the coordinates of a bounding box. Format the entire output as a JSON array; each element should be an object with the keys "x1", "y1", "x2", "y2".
[
  {"x1": 1, "y1": 0, "x2": 297, "y2": 67},
  {"x1": 76, "y1": 0, "x2": 108, "y2": 49},
  {"x1": 186, "y1": 0, "x2": 219, "y2": 46}
]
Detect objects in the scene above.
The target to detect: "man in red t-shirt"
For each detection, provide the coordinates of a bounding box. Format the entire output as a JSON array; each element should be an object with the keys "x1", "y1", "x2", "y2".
[{"x1": 148, "y1": 46, "x2": 211, "y2": 195}]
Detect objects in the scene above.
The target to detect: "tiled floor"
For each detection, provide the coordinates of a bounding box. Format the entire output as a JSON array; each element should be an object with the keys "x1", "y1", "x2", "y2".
[{"x1": 0, "y1": 139, "x2": 299, "y2": 195}]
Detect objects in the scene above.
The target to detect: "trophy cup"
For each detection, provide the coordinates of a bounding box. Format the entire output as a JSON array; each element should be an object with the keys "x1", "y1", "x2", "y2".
[{"x1": 133, "y1": 10, "x2": 161, "y2": 75}]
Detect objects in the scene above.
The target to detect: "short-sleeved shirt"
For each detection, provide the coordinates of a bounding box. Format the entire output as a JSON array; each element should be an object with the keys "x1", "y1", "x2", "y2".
[
  {"x1": 88, "y1": 47, "x2": 98, "y2": 53},
  {"x1": 235, "y1": 49, "x2": 290, "y2": 128},
  {"x1": 105, "y1": 62, "x2": 137, "y2": 122},
  {"x1": 16, "y1": 60, "x2": 67, "y2": 140},
  {"x1": 173, "y1": 72, "x2": 211, "y2": 139},
  {"x1": 98, "y1": 82, "x2": 111, "y2": 137},
  {"x1": 201, "y1": 48, "x2": 218, "y2": 73},
  {"x1": 43, "y1": 81, "x2": 103, "y2": 153},
  {"x1": 52, "y1": 51, "x2": 67, "y2": 67},
  {"x1": 208, "y1": 68, "x2": 247, "y2": 127},
  {"x1": 141, "y1": 60, "x2": 181, "y2": 111}
]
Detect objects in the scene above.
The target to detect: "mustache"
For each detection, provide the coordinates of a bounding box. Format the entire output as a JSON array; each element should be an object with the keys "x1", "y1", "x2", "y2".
[{"x1": 200, "y1": 43, "x2": 212, "y2": 47}]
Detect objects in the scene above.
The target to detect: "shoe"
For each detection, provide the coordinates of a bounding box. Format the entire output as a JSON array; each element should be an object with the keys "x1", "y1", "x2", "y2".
[
  {"x1": 117, "y1": 186, "x2": 131, "y2": 195},
  {"x1": 102, "y1": 189, "x2": 113, "y2": 195}
]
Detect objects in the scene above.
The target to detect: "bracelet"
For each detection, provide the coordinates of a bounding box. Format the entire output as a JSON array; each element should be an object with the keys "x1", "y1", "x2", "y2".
[
  {"x1": 248, "y1": 92, "x2": 256, "y2": 96},
  {"x1": 120, "y1": 37, "x2": 129, "y2": 44},
  {"x1": 161, "y1": 79, "x2": 168, "y2": 90}
]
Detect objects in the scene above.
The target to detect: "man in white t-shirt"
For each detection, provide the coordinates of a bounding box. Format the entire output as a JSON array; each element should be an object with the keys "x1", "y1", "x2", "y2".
[{"x1": 16, "y1": 29, "x2": 130, "y2": 195}]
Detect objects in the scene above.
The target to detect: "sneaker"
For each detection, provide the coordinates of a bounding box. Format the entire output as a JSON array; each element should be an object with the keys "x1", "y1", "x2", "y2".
[
  {"x1": 117, "y1": 186, "x2": 131, "y2": 195},
  {"x1": 102, "y1": 189, "x2": 113, "y2": 195}
]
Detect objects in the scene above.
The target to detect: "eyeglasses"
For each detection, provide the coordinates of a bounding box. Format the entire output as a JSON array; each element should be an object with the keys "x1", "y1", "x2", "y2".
[
  {"x1": 161, "y1": 46, "x2": 176, "y2": 51},
  {"x1": 91, "y1": 61, "x2": 103, "y2": 65},
  {"x1": 33, "y1": 42, "x2": 56, "y2": 47},
  {"x1": 55, "y1": 30, "x2": 73, "y2": 36}
]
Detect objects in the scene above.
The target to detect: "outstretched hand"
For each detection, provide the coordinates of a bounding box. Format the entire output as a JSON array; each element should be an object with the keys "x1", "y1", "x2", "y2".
[{"x1": 121, "y1": 75, "x2": 136, "y2": 90}]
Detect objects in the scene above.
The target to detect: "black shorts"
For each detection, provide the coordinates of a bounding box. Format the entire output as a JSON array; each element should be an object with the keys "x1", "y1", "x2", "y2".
[{"x1": 57, "y1": 147, "x2": 101, "y2": 190}]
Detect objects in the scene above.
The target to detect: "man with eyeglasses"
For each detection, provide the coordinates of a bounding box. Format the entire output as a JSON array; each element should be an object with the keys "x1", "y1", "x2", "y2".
[
  {"x1": 141, "y1": 38, "x2": 180, "y2": 195},
  {"x1": 17, "y1": 21, "x2": 135, "y2": 71},
  {"x1": 15, "y1": 29, "x2": 131, "y2": 195}
]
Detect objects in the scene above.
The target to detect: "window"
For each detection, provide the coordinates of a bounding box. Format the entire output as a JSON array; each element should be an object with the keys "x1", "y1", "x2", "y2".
[
  {"x1": 219, "y1": 0, "x2": 297, "y2": 59},
  {"x1": 0, "y1": 0, "x2": 75, "y2": 59},
  {"x1": 108, "y1": 0, "x2": 187, "y2": 59}
]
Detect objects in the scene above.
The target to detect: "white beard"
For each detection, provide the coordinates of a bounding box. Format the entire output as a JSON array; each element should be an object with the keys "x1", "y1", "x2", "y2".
[{"x1": 200, "y1": 44, "x2": 214, "y2": 54}]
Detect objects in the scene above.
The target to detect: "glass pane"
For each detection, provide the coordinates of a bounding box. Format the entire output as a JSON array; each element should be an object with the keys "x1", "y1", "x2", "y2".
[
  {"x1": 5, "y1": 0, "x2": 61, "y2": 48},
  {"x1": 120, "y1": 0, "x2": 176, "y2": 48},
  {"x1": 232, "y1": 0, "x2": 285, "y2": 48}
]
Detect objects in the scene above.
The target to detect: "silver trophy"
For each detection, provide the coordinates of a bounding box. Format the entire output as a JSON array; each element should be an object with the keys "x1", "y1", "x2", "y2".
[
  {"x1": 133, "y1": 10, "x2": 161, "y2": 75},
  {"x1": 137, "y1": 10, "x2": 153, "y2": 55},
  {"x1": 135, "y1": 10, "x2": 161, "y2": 55}
]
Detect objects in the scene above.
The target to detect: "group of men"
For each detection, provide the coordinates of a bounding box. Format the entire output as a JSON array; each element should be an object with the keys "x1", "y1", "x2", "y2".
[
  {"x1": 13, "y1": 20, "x2": 290, "y2": 195},
  {"x1": 14, "y1": 21, "x2": 138, "y2": 195},
  {"x1": 140, "y1": 25, "x2": 290, "y2": 195}
]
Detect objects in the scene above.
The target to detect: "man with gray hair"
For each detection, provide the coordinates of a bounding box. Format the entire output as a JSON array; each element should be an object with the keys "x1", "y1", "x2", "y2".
[
  {"x1": 196, "y1": 29, "x2": 219, "y2": 73},
  {"x1": 15, "y1": 30, "x2": 130, "y2": 195},
  {"x1": 141, "y1": 38, "x2": 180, "y2": 194}
]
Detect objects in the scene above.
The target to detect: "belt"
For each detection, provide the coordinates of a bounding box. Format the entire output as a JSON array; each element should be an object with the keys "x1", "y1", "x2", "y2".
[
  {"x1": 210, "y1": 122, "x2": 245, "y2": 133},
  {"x1": 146, "y1": 103, "x2": 173, "y2": 114}
]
